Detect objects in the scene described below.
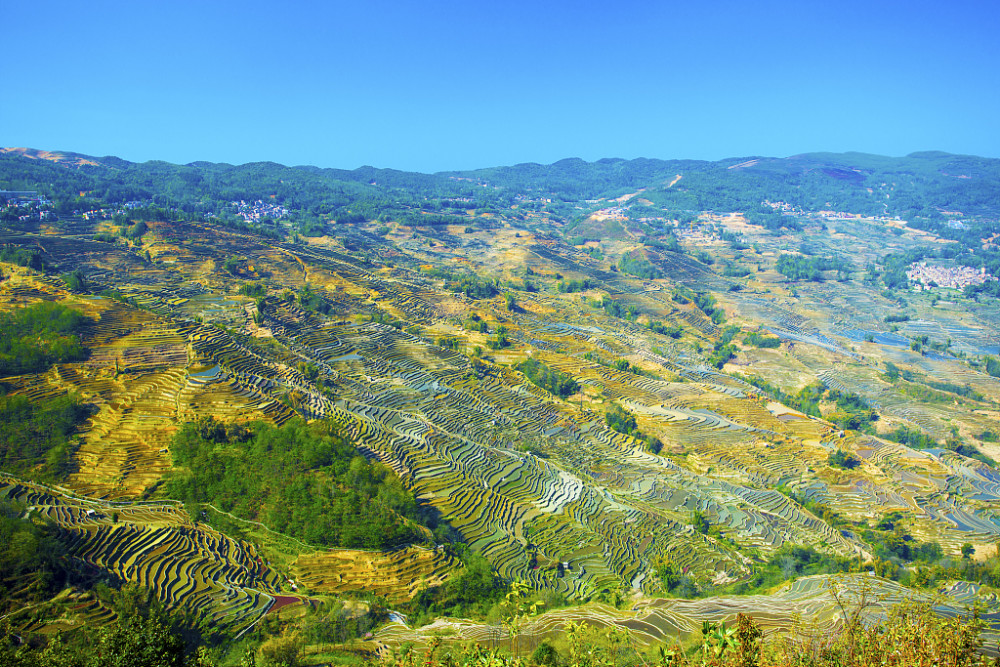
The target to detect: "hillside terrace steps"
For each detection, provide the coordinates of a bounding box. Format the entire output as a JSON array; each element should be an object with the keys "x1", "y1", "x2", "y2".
[
  {"x1": 9, "y1": 228, "x2": 998, "y2": 599},
  {"x1": 1, "y1": 476, "x2": 289, "y2": 634}
]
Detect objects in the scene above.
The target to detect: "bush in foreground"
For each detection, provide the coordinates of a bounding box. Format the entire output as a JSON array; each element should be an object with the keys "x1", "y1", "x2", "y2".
[
  {"x1": 383, "y1": 597, "x2": 999, "y2": 667},
  {"x1": 4, "y1": 581, "x2": 999, "y2": 666}
]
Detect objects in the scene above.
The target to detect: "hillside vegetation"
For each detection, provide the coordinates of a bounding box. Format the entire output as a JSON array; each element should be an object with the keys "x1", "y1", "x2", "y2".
[
  {"x1": 165, "y1": 418, "x2": 443, "y2": 549},
  {"x1": 0, "y1": 301, "x2": 88, "y2": 375},
  {"x1": 3, "y1": 147, "x2": 1000, "y2": 663}
]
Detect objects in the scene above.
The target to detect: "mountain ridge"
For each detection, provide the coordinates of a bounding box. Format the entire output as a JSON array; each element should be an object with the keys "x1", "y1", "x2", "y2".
[{"x1": 4, "y1": 144, "x2": 998, "y2": 177}]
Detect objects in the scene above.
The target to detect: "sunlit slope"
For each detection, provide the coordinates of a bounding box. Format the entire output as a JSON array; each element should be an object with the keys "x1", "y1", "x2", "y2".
[
  {"x1": 0, "y1": 474, "x2": 282, "y2": 635},
  {"x1": 0, "y1": 473, "x2": 456, "y2": 639},
  {"x1": 3, "y1": 217, "x2": 1000, "y2": 603},
  {"x1": 372, "y1": 573, "x2": 1000, "y2": 652}
]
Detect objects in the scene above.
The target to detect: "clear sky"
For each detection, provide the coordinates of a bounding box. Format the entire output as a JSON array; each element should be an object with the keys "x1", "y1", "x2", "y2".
[{"x1": 3, "y1": 0, "x2": 999, "y2": 172}]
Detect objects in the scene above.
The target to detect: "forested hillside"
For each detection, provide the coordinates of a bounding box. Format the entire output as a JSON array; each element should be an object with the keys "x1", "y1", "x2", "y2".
[{"x1": 3, "y1": 148, "x2": 1000, "y2": 229}]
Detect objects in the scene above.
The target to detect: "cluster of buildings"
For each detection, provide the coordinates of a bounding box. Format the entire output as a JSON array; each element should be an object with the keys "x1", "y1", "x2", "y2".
[
  {"x1": 513, "y1": 194, "x2": 551, "y2": 204},
  {"x1": 591, "y1": 206, "x2": 629, "y2": 221},
  {"x1": 762, "y1": 200, "x2": 803, "y2": 213},
  {"x1": 81, "y1": 208, "x2": 119, "y2": 221},
  {"x1": 78, "y1": 202, "x2": 154, "y2": 220},
  {"x1": 817, "y1": 210, "x2": 906, "y2": 225},
  {"x1": 0, "y1": 191, "x2": 55, "y2": 223},
  {"x1": 762, "y1": 200, "x2": 908, "y2": 226},
  {"x1": 230, "y1": 199, "x2": 289, "y2": 224},
  {"x1": 907, "y1": 262, "x2": 993, "y2": 290},
  {"x1": 0, "y1": 190, "x2": 51, "y2": 206}
]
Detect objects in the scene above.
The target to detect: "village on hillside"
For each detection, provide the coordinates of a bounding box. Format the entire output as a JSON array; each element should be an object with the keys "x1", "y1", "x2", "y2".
[{"x1": 907, "y1": 261, "x2": 993, "y2": 290}]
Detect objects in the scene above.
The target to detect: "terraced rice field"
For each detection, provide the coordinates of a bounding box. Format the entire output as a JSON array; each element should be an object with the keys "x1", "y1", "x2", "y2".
[
  {"x1": 4, "y1": 220, "x2": 1000, "y2": 618},
  {"x1": 0, "y1": 473, "x2": 456, "y2": 636},
  {"x1": 0, "y1": 474, "x2": 282, "y2": 635},
  {"x1": 293, "y1": 546, "x2": 456, "y2": 601},
  {"x1": 371, "y1": 573, "x2": 1000, "y2": 654}
]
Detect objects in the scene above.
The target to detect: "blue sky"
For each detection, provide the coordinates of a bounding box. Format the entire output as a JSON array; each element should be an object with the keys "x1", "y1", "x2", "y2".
[{"x1": 3, "y1": 0, "x2": 999, "y2": 172}]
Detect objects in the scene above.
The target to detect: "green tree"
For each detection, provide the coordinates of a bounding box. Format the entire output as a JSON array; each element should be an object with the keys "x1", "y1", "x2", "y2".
[
  {"x1": 89, "y1": 616, "x2": 185, "y2": 667},
  {"x1": 828, "y1": 448, "x2": 861, "y2": 470},
  {"x1": 605, "y1": 404, "x2": 638, "y2": 436},
  {"x1": 89, "y1": 585, "x2": 187, "y2": 667},
  {"x1": 258, "y1": 633, "x2": 302, "y2": 667}
]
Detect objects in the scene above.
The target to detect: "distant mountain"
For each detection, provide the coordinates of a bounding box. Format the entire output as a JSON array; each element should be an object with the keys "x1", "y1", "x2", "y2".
[
  {"x1": 445, "y1": 152, "x2": 1000, "y2": 217},
  {"x1": 2, "y1": 147, "x2": 999, "y2": 219}
]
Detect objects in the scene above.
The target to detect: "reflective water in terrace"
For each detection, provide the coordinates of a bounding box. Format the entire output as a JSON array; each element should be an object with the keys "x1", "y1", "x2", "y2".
[
  {"x1": 329, "y1": 353, "x2": 363, "y2": 362},
  {"x1": 185, "y1": 294, "x2": 240, "y2": 313},
  {"x1": 839, "y1": 329, "x2": 910, "y2": 347}
]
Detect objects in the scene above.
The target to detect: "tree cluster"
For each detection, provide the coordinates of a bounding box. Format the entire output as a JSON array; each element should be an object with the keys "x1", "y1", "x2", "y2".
[
  {"x1": 741, "y1": 331, "x2": 781, "y2": 348},
  {"x1": 516, "y1": 357, "x2": 579, "y2": 398},
  {"x1": 448, "y1": 275, "x2": 500, "y2": 300},
  {"x1": 775, "y1": 253, "x2": 851, "y2": 282},
  {"x1": 617, "y1": 253, "x2": 663, "y2": 280},
  {"x1": 0, "y1": 302, "x2": 89, "y2": 375},
  {"x1": 605, "y1": 404, "x2": 662, "y2": 454},
  {"x1": 0, "y1": 393, "x2": 90, "y2": 481},
  {"x1": 0, "y1": 246, "x2": 45, "y2": 271},
  {"x1": 165, "y1": 418, "x2": 447, "y2": 549}
]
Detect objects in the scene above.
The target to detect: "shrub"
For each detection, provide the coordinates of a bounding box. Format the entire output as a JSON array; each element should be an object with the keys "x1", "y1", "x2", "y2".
[
  {"x1": 828, "y1": 448, "x2": 861, "y2": 470},
  {"x1": 516, "y1": 358, "x2": 579, "y2": 398}
]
